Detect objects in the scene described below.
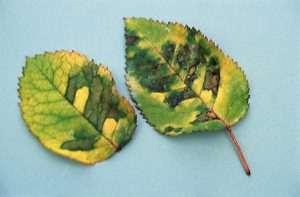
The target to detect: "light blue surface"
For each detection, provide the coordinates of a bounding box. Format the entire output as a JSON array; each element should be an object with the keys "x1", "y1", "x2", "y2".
[{"x1": 0, "y1": 0, "x2": 299, "y2": 196}]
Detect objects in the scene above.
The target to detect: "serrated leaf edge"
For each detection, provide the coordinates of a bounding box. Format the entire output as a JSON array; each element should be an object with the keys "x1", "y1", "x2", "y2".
[
  {"x1": 124, "y1": 17, "x2": 250, "y2": 136},
  {"x1": 18, "y1": 50, "x2": 137, "y2": 164}
]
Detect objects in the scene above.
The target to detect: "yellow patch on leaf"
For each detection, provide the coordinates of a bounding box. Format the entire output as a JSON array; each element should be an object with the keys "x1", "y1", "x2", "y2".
[
  {"x1": 191, "y1": 66, "x2": 206, "y2": 95},
  {"x1": 73, "y1": 86, "x2": 89, "y2": 113},
  {"x1": 200, "y1": 90, "x2": 215, "y2": 108},
  {"x1": 102, "y1": 118, "x2": 118, "y2": 138}
]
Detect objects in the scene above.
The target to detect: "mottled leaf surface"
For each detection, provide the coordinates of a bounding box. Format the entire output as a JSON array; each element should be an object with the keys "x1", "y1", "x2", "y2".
[
  {"x1": 19, "y1": 51, "x2": 136, "y2": 164},
  {"x1": 125, "y1": 18, "x2": 249, "y2": 136}
]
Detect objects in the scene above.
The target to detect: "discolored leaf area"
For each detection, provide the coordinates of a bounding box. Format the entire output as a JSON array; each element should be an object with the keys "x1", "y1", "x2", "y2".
[
  {"x1": 125, "y1": 18, "x2": 251, "y2": 175},
  {"x1": 19, "y1": 50, "x2": 136, "y2": 164}
]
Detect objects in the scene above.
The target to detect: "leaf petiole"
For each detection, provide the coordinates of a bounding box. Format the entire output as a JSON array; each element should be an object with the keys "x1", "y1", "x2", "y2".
[{"x1": 225, "y1": 126, "x2": 251, "y2": 176}]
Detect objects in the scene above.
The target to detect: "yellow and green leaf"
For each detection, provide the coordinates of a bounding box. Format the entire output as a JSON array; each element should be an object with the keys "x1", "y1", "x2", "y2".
[
  {"x1": 19, "y1": 50, "x2": 136, "y2": 164},
  {"x1": 125, "y1": 18, "x2": 249, "y2": 135}
]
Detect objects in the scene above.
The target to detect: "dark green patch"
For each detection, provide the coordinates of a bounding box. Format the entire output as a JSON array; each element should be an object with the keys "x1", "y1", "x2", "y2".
[
  {"x1": 82, "y1": 64, "x2": 97, "y2": 84},
  {"x1": 113, "y1": 124, "x2": 136, "y2": 148},
  {"x1": 61, "y1": 138, "x2": 96, "y2": 151},
  {"x1": 187, "y1": 27, "x2": 197, "y2": 43},
  {"x1": 64, "y1": 63, "x2": 129, "y2": 136},
  {"x1": 190, "y1": 105, "x2": 210, "y2": 124},
  {"x1": 209, "y1": 55, "x2": 219, "y2": 66},
  {"x1": 164, "y1": 126, "x2": 173, "y2": 133},
  {"x1": 164, "y1": 88, "x2": 195, "y2": 107},
  {"x1": 171, "y1": 28, "x2": 212, "y2": 87},
  {"x1": 61, "y1": 129, "x2": 98, "y2": 151},
  {"x1": 163, "y1": 126, "x2": 183, "y2": 133},
  {"x1": 96, "y1": 74, "x2": 114, "y2": 131},
  {"x1": 190, "y1": 114, "x2": 205, "y2": 124},
  {"x1": 76, "y1": 71, "x2": 89, "y2": 89},
  {"x1": 65, "y1": 76, "x2": 77, "y2": 103},
  {"x1": 203, "y1": 56, "x2": 220, "y2": 95},
  {"x1": 185, "y1": 66, "x2": 198, "y2": 87},
  {"x1": 179, "y1": 28, "x2": 210, "y2": 70},
  {"x1": 84, "y1": 77, "x2": 103, "y2": 127},
  {"x1": 107, "y1": 109, "x2": 126, "y2": 120},
  {"x1": 198, "y1": 38, "x2": 211, "y2": 57},
  {"x1": 127, "y1": 50, "x2": 177, "y2": 92},
  {"x1": 174, "y1": 128, "x2": 183, "y2": 133},
  {"x1": 147, "y1": 75, "x2": 173, "y2": 92},
  {"x1": 125, "y1": 29, "x2": 140, "y2": 46},
  {"x1": 176, "y1": 45, "x2": 190, "y2": 68},
  {"x1": 161, "y1": 41, "x2": 176, "y2": 64},
  {"x1": 65, "y1": 65, "x2": 98, "y2": 104}
]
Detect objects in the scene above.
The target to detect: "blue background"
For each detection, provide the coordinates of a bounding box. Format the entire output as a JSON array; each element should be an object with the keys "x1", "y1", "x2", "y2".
[{"x1": 0, "y1": 0, "x2": 299, "y2": 196}]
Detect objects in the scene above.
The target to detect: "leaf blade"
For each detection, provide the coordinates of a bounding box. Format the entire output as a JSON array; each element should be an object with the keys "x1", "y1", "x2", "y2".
[
  {"x1": 125, "y1": 18, "x2": 251, "y2": 175},
  {"x1": 19, "y1": 51, "x2": 136, "y2": 164},
  {"x1": 125, "y1": 18, "x2": 249, "y2": 134}
]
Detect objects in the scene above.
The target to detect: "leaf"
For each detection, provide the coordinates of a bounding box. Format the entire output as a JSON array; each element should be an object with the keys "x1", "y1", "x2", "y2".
[
  {"x1": 125, "y1": 18, "x2": 251, "y2": 175},
  {"x1": 19, "y1": 50, "x2": 137, "y2": 164}
]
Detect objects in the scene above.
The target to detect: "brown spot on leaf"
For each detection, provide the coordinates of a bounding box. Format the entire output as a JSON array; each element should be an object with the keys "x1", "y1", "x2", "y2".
[
  {"x1": 203, "y1": 68, "x2": 220, "y2": 95},
  {"x1": 188, "y1": 66, "x2": 196, "y2": 77},
  {"x1": 147, "y1": 75, "x2": 172, "y2": 92},
  {"x1": 212, "y1": 87, "x2": 218, "y2": 95},
  {"x1": 211, "y1": 74, "x2": 220, "y2": 95},
  {"x1": 206, "y1": 111, "x2": 217, "y2": 119},
  {"x1": 161, "y1": 42, "x2": 176, "y2": 63},
  {"x1": 211, "y1": 74, "x2": 219, "y2": 86},
  {"x1": 164, "y1": 88, "x2": 195, "y2": 107},
  {"x1": 126, "y1": 34, "x2": 139, "y2": 45},
  {"x1": 177, "y1": 45, "x2": 190, "y2": 67}
]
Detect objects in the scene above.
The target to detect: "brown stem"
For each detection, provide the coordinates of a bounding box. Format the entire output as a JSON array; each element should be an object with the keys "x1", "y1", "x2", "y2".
[{"x1": 225, "y1": 126, "x2": 251, "y2": 176}]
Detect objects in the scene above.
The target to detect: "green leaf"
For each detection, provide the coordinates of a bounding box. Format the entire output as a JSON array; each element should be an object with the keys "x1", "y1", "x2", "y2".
[
  {"x1": 125, "y1": 18, "x2": 251, "y2": 175},
  {"x1": 19, "y1": 50, "x2": 137, "y2": 164}
]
